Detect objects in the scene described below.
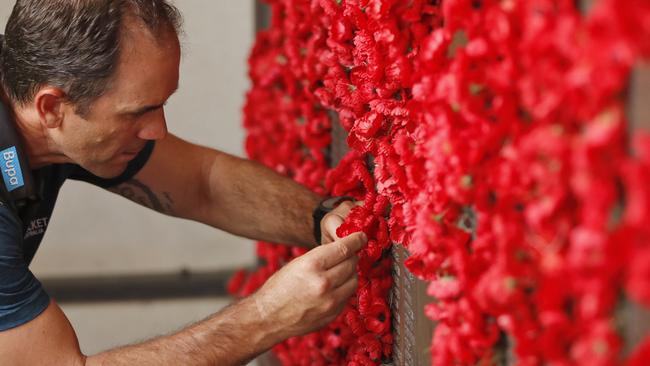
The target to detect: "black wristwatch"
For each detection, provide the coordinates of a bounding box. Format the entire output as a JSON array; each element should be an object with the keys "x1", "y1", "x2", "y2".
[{"x1": 312, "y1": 196, "x2": 354, "y2": 244}]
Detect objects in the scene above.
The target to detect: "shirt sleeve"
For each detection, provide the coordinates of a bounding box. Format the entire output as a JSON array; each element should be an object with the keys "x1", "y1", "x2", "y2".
[
  {"x1": 0, "y1": 204, "x2": 50, "y2": 331},
  {"x1": 66, "y1": 140, "x2": 156, "y2": 189}
]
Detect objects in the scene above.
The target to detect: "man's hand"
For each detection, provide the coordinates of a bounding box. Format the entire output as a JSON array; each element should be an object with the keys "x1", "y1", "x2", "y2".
[
  {"x1": 320, "y1": 200, "x2": 361, "y2": 245},
  {"x1": 252, "y1": 231, "x2": 367, "y2": 339}
]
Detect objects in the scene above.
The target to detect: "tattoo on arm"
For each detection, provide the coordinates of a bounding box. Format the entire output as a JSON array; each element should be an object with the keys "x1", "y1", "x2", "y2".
[{"x1": 109, "y1": 179, "x2": 174, "y2": 215}]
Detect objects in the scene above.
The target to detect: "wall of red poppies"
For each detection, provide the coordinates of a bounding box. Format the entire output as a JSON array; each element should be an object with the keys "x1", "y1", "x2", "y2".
[{"x1": 231, "y1": 0, "x2": 650, "y2": 365}]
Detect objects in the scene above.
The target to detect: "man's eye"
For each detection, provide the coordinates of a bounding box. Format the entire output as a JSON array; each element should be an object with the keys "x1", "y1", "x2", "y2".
[{"x1": 131, "y1": 109, "x2": 153, "y2": 118}]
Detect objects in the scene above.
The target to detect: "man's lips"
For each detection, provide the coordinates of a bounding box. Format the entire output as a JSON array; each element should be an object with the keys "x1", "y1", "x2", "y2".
[
  {"x1": 119, "y1": 145, "x2": 145, "y2": 160},
  {"x1": 123, "y1": 144, "x2": 146, "y2": 156}
]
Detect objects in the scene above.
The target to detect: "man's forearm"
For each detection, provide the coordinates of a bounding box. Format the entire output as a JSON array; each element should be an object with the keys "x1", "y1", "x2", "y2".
[
  {"x1": 86, "y1": 296, "x2": 280, "y2": 366},
  {"x1": 198, "y1": 151, "x2": 322, "y2": 248}
]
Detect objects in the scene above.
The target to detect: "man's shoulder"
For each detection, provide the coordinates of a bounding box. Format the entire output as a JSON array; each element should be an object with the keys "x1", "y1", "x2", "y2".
[{"x1": 0, "y1": 191, "x2": 49, "y2": 332}]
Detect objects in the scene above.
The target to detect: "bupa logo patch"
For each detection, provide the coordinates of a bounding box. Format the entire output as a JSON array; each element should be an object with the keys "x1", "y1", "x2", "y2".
[{"x1": 1, "y1": 146, "x2": 24, "y2": 192}]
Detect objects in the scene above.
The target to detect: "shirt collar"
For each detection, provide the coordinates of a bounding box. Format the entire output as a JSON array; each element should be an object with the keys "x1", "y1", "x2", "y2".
[{"x1": 0, "y1": 99, "x2": 37, "y2": 206}]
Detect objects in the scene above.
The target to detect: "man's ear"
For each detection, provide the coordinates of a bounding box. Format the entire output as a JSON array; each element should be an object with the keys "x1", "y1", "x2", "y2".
[{"x1": 33, "y1": 87, "x2": 67, "y2": 129}]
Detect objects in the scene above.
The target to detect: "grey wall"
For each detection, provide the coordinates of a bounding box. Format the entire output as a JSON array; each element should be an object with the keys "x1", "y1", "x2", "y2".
[{"x1": 0, "y1": 1, "x2": 257, "y2": 278}]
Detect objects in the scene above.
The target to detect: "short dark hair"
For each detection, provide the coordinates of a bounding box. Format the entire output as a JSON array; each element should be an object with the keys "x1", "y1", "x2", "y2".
[{"x1": 0, "y1": 0, "x2": 182, "y2": 115}]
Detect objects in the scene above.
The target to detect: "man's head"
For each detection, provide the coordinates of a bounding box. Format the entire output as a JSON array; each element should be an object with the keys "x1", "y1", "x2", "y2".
[
  {"x1": 0, "y1": 0, "x2": 183, "y2": 178},
  {"x1": 2, "y1": 0, "x2": 182, "y2": 116}
]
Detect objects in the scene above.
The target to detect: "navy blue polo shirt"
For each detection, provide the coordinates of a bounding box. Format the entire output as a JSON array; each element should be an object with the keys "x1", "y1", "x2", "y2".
[{"x1": 0, "y1": 101, "x2": 154, "y2": 331}]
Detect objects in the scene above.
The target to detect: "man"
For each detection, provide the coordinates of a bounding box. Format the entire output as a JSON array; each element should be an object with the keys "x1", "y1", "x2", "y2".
[{"x1": 0, "y1": 1, "x2": 364, "y2": 365}]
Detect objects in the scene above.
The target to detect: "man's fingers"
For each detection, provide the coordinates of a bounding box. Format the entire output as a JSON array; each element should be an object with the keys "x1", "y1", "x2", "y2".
[
  {"x1": 322, "y1": 214, "x2": 344, "y2": 241},
  {"x1": 321, "y1": 201, "x2": 356, "y2": 242},
  {"x1": 331, "y1": 200, "x2": 356, "y2": 217},
  {"x1": 321, "y1": 201, "x2": 366, "y2": 243},
  {"x1": 313, "y1": 232, "x2": 367, "y2": 269},
  {"x1": 325, "y1": 255, "x2": 358, "y2": 288}
]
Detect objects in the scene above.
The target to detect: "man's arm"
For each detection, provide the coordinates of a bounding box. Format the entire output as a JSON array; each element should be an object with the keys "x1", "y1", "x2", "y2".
[
  {"x1": 108, "y1": 134, "x2": 322, "y2": 247},
  {"x1": 0, "y1": 233, "x2": 366, "y2": 365}
]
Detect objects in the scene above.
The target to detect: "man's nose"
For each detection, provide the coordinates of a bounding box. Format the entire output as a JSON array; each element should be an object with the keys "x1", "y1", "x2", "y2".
[{"x1": 137, "y1": 110, "x2": 168, "y2": 140}]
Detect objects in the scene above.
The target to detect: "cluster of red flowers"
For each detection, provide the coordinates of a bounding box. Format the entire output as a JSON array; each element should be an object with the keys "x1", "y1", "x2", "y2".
[{"x1": 233, "y1": 0, "x2": 650, "y2": 365}]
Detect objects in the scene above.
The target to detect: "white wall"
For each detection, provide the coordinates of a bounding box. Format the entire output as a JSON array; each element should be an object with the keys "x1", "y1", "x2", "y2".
[{"x1": 0, "y1": 1, "x2": 257, "y2": 277}]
